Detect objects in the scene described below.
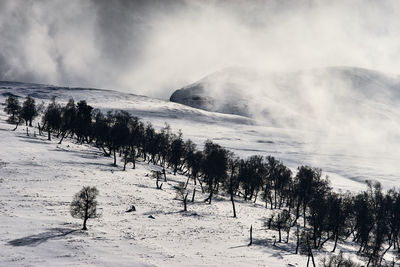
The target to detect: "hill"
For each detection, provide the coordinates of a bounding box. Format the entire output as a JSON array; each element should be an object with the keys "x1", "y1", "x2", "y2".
[
  {"x1": 0, "y1": 78, "x2": 398, "y2": 266},
  {"x1": 0, "y1": 78, "x2": 398, "y2": 190},
  {"x1": 170, "y1": 66, "x2": 400, "y2": 127}
]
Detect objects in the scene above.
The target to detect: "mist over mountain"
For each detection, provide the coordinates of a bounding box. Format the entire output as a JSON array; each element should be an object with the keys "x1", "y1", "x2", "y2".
[
  {"x1": 170, "y1": 66, "x2": 400, "y2": 173},
  {"x1": 171, "y1": 66, "x2": 400, "y2": 128},
  {"x1": 3, "y1": 1, "x2": 400, "y2": 266},
  {"x1": 2, "y1": 0, "x2": 400, "y2": 98}
]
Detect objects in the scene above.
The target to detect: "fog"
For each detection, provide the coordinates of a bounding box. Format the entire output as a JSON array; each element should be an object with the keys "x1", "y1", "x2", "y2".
[
  {"x1": 1, "y1": 0, "x2": 400, "y2": 98},
  {"x1": 3, "y1": 0, "x2": 400, "y2": 180}
]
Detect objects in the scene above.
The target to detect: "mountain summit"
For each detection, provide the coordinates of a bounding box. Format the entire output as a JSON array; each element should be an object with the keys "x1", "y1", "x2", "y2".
[{"x1": 170, "y1": 67, "x2": 400, "y2": 129}]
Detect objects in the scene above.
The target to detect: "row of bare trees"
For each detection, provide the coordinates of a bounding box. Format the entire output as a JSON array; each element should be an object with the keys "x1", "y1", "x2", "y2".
[{"x1": 4, "y1": 95, "x2": 400, "y2": 266}]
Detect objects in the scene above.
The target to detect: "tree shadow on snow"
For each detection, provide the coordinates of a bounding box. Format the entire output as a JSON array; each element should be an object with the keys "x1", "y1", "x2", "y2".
[
  {"x1": 18, "y1": 137, "x2": 49, "y2": 145},
  {"x1": 7, "y1": 227, "x2": 78, "y2": 247},
  {"x1": 142, "y1": 209, "x2": 207, "y2": 218},
  {"x1": 49, "y1": 148, "x2": 102, "y2": 160},
  {"x1": 229, "y1": 237, "x2": 297, "y2": 259},
  {"x1": 254, "y1": 238, "x2": 299, "y2": 258},
  {"x1": 59, "y1": 160, "x2": 111, "y2": 168}
]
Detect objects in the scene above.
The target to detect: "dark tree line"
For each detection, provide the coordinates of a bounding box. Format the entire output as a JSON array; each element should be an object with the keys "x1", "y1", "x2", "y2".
[{"x1": 4, "y1": 95, "x2": 400, "y2": 266}]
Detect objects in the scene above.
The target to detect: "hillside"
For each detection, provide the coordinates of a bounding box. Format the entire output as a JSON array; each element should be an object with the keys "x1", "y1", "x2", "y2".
[
  {"x1": 170, "y1": 66, "x2": 400, "y2": 127},
  {"x1": 1, "y1": 80, "x2": 397, "y2": 191},
  {"x1": 0, "y1": 109, "x2": 316, "y2": 266},
  {"x1": 169, "y1": 67, "x2": 400, "y2": 189},
  {"x1": 0, "y1": 81, "x2": 252, "y2": 126},
  {"x1": 0, "y1": 79, "x2": 398, "y2": 266}
]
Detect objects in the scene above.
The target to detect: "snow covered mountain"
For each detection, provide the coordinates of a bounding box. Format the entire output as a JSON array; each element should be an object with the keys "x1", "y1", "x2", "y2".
[
  {"x1": 1, "y1": 73, "x2": 400, "y2": 190},
  {"x1": 170, "y1": 66, "x2": 400, "y2": 128},
  {"x1": 0, "y1": 73, "x2": 399, "y2": 266},
  {"x1": 170, "y1": 67, "x2": 400, "y2": 183}
]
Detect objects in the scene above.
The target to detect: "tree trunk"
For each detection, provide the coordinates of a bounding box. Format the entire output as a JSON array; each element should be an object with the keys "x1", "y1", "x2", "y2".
[
  {"x1": 183, "y1": 193, "x2": 188, "y2": 211},
  {"x1": 248, "y1": 225, "x2": 253, "y2": 246},
  {"x1": 379, "y1": 242, "x2": 392, "y2": 266},
  {"x1": 41, "y1": 121, "x2": 47, "y2": 135},
  {"x1": 208, "y1": 189, "x2": 213, "y2": 204},
  {"x1": 295, "y1": 201, "x2": 301, "y2": 221},
  {"x1": 191, "y1": 188, "x2": 196, "y2": 202},
  {"x1": 101, "y1": 146, "x2": 111, "y2": 157},
  {"x1": 231, "y1": 193, "x2": 237, "y2": 218},
  {"x1": 309, "y1": 241, "x2": 316, "y2": 267},
  {"x1": 58, "y1": 131, "x2": 68, "y2": 144},
  {"x1": 318, "y1": 233, "x2": 330, "y2": 249},
  {"x1": 82, "y1": 217, "x2": 88, "y2": 230},
  {"x1": 295, "y1": 224, "x2": 300, "y2": 254},
  {"x1": 253, "y1": 191, "x2": 258, "y2": 203},
  {"x1": 48, "y1": 128, "x2": 51, "y2": 141},
  {"x1": 278, "y1": 227, "x2": 282, "y2": 242},
  {"x1": 366, "y1": 255, "x2": 372, "y2": 267},
  {"x1": 83, "y1": 198, "x2": 89, "y2": 230},
  {"x1": 286, "y1": 229, "x2": 290, "y2": 243},
  {"x1": 185, "y1": 176, "x2": 190, "y2": 189},
  {"x1": 13, "y1": 118, "x2": 22, "y2": 131},
  {"x1": 163, "y1": 168, "x2": 167, "y2": 182},
  {"x1": 37, "y1": 122, "x2": 41, "y2": 135},
  {"x1": 113, "y1": 148, "x2": 117, "y2": 166},
  {"x1": 270, "y1": 196, "x2": 273, "y2": 210},
  {"x1": 204, "y1": 180, "x2": 213, "y2": 204},
  {"x1": 332, "y1": 232, "x2": 339, "y2": 252}
]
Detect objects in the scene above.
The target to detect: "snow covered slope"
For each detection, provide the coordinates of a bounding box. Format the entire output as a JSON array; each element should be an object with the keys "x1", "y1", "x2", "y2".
[
  {"x1": 0, "y1": 76, "x2": 397, "y2": 266},
  {"x1": 0, "y1": 81, "x2": 252, "y2": 125},
  {"x1": 170, "y1": 66, "x2": 400, "y2": 127},
  {"x1": 0, "y1": 77, "x2": 399, "y2": 190},
  {"x1": 0, "y1": 110, "x2": 367, "y2": 266},
  {"x1": 170, "y1": 67, "x2": 400, "y2": 189}
]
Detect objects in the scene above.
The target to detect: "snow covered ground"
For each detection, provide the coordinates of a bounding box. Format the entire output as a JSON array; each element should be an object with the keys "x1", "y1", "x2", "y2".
[
  {"x1": 0, "y1": 112, "x2": 319, "y2": 267},
  {"x1": 0, "y1": 78, "x2": 397, "y2": 266},
  {"x1": 0, "y1": 80, "x2": 383, "y2": 191},
  {"x1": 0, "y1": 103, "x2": 368, "y2": 266},
  {"x1": 168, "y1": 67, "x2": 400, "y2": 191}
]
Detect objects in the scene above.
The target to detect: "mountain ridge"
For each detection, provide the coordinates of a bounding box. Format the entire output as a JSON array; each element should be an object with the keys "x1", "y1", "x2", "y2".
[{"x1": 169, "y1": 66, "x2": 400, "y2": 132}]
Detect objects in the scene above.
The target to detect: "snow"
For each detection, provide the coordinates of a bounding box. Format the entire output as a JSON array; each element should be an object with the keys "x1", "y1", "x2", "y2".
[
  {"x1": 0, "y1": 76, "x2": 398, "y2": 266},
  {"x1": 0, "y1": 80, "x2": 385, "y2": 191},
  {"x1": 0, "y1": 113, "x2": 313, "y2": 266}
]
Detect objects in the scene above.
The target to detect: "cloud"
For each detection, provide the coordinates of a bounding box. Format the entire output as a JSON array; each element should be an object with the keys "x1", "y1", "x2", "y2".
[{"x1": 1, "y1": 0, "x2": 400, "y2": 98}]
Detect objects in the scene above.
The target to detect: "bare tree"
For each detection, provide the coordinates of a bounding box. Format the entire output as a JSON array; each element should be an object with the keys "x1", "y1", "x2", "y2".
[
  {"x1": 70, "y1": 186, "x2": 99, "y2": 230},
  {"x1": 175, "y1": 182, "x2": 188, "y2": 211}
]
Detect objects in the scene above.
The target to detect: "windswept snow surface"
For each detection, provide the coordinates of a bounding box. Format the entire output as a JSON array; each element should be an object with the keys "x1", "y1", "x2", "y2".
[
  {"x1": 170, "y1": 67, "x2": 400, "y2": 191},
  {"x1": 0, "y1": 113, "x2": 320, "y2": 266},
  {"x1": 0, "y1": 78, "x2": 395, "y2": 266},
  {"x1": 0, "y1": 80, "x2": 394, "y2": 190}
]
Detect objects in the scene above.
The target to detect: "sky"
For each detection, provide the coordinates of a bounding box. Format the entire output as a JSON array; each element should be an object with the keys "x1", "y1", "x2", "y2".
[{"x1": 1, "y1": 0, "x2": 400, "y2": 98}]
